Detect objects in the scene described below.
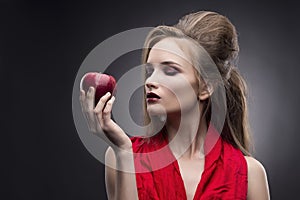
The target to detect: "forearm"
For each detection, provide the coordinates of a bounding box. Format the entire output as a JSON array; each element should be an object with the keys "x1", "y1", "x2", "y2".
[{"x1": 114, "y1": 148, "x2": 139, "y2": 200}]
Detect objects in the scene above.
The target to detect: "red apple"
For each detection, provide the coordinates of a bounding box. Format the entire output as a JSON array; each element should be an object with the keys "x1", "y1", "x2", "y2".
[{"x1": 80, "y1": 72, "x2": 117, "y2": 106}]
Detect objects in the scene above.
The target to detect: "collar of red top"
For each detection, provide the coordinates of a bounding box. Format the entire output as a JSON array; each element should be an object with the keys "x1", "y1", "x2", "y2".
[{"x1": 203, "y1": 124, "x2": 222, "y2": 170}]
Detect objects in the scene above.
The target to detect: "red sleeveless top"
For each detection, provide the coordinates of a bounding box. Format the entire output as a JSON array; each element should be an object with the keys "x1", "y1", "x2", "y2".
[{"x1": 131, "y1": 125, "x2": 248, "y2": 200}]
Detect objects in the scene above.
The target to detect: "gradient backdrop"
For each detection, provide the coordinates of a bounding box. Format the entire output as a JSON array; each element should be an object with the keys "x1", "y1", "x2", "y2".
[{"x1": 2, "y1": 0, "x2": 299, "y2": 199}]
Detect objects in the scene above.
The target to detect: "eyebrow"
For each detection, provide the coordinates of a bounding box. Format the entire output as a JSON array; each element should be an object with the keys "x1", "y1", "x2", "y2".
[
  {"x1": 146, "y1": 61, "x2": 183, "y2": 68},
  {"x1": 161, "y1": 61, "x2": 182, "y2": 67}
]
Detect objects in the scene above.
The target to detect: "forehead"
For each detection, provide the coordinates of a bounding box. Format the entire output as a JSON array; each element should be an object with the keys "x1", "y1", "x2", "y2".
[{"x1": 147, "y1": 38, "x2": 193, "y2": 66}]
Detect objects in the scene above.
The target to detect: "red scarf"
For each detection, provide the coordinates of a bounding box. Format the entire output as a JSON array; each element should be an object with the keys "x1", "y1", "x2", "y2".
[{"x1": 131, "y1": 125, "x2": 247, "y2": 199}]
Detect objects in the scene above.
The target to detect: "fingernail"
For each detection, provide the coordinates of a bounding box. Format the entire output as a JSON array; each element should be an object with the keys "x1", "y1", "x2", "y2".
[{"x1": 111, "y1": 96, "x2": 115, "y2": 101}]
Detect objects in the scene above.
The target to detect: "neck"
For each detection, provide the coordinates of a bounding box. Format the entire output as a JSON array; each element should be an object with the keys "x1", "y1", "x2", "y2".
[{"x1": 165, "y1": 105, "x2": 207, "y2": 160}]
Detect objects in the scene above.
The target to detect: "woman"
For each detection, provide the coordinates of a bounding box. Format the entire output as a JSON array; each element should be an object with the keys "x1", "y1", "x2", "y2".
[{"x1": 80, "y1": 11, "x2": 270, "y2": 200}]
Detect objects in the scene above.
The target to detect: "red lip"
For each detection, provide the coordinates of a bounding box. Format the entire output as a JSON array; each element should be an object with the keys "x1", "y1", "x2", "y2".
[
  {"x1": 146, "y1": 92, "x2": 161, "y2": 103},
  {"x1": 146, "y1": 92, "x2": 161, "y2": 99}
]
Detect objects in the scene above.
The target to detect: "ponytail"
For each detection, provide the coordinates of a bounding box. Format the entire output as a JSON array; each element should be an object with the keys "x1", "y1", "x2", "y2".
[{"x1": 222, "y1": 66, "x2": 252, "y2": 156}]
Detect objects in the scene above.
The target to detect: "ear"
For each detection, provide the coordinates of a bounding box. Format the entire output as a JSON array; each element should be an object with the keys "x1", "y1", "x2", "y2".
[{"x1": 198, "y1": 83, "x2": 213, "y2": 101}]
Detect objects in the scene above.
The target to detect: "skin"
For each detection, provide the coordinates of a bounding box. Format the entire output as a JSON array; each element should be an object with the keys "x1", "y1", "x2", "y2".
[
  {"x1": 145, "y1": 38, "x2": 208, "y2": 199},
  {"x1": 79, "y1": 38, "x2": 270, "y2": 200}
]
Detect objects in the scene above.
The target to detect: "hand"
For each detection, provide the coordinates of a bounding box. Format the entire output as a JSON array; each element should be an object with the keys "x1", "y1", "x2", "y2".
[{"x1": 79, "y1": 87, "x2": 132, "y2": 151}]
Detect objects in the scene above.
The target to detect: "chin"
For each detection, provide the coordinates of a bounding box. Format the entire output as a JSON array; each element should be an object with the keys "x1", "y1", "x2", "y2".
[{"x1": 146, "y1": 106, "x2": 167, "y2": 117}]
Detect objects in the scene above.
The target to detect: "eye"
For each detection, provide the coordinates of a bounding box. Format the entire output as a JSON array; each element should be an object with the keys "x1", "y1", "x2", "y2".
[
  {"x1": 145, "y1": 63, "x2": 154, "y2": 78},
  {"x1": 163, "y1": 65, "x2": 179, "y2": 76}
]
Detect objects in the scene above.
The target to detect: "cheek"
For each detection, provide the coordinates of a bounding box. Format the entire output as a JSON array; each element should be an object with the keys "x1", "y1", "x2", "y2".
[
  {"x1": 163, "y1": 78, "x2": 198, "y2": 107},
  {"x1": 167, "y1": 74, "x2": 198, "y2": 95}
]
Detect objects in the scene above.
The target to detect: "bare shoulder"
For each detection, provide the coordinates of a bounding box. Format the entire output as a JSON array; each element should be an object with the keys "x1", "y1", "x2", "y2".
[
  {"x1": 244, "y1": 156, "x2": 266, "y2": 175},
  {"x1": 244, "y1": 156, "x2": 270, "y2": 200}
]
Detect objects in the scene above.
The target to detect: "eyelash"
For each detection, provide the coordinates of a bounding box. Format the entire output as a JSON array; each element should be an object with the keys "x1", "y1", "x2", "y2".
[
  {"x1": 145, "y1": 65, "x2": 179, "y2": 77},
  {"x1": 163, "y1": 66, "x2": 179, "y2": 75}
]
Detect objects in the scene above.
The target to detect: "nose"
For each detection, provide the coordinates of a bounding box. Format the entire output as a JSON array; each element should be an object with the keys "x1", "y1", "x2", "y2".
[
  {"x1": 144, "y1": 66, "x2": 160, "y2": 90},
  {"x1": 145, "y1": 77, "x2": 158, "y2": 89},
  {"x1": 145, "y1": 81, "x2": 158, "y2": 90},
  {"x1": 145, "y1": 73, "x2": 159, "y2": 90}
]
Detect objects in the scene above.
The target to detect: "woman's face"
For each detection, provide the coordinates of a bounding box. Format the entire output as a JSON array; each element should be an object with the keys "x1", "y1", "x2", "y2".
[{"x1": 145, "y1": 38, "x2": 203, "y2": 117}]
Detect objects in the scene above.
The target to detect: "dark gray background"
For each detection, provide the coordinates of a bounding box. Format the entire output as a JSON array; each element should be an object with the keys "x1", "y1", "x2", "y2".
[{"x1": 2, "y1": 0, "x2": 299, "y2": 199}]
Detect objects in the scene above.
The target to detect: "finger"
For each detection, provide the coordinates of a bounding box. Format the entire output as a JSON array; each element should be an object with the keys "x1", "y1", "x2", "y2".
[
  {"x1": 86, "y1": 86, "x2": 96, "y2": 121},
  {"x1": 79, "y1": 89, "x2": 86, "y2": 111},
  {"x1": 93, "y1": 92, "x2": 112, "y2": 113},
  {"x1": 79, "y1": 90, "x2": 93, "y2": 129},
  {"x1": 79, "y1": 89, "x2": 86, "y2": 102},
  {"x1": 86, "y1": 87, "x2": 95, "y2": 111},
  {"x1": 93, "y1": 92, "x2": 112, "y2": 130},
  {"x1": 84, "y1": 87, "x2": 97, "y2": 131},
  {"x1": 102, "y1": 96, "x2": 115, "y2": 122}
]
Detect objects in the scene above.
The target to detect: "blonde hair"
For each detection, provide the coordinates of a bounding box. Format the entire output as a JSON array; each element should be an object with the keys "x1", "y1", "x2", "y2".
[{"x1": 141, "y1": 11, "x2": 252, "y2": 156}]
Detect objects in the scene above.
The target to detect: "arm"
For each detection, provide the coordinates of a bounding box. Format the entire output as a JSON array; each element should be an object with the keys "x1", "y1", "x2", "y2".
[
  {"x1": 80, "y1": 88, "x2": 138, "y2": 200},
  {"x1": 245, "y1": 156, "x2": 270, "y2": 200},
  {"x1": 105, "y1": 147, "x2": 139, "y2": 200},
  {"x1": 105, "y1": 147, "x2": 116, "y2": 200}
]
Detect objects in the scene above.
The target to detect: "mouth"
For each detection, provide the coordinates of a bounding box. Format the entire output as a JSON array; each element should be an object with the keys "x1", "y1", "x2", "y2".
[{"x1": 146, "y1": 92, "x2": 161, "y2": 103}]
